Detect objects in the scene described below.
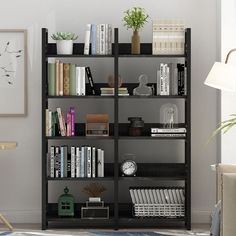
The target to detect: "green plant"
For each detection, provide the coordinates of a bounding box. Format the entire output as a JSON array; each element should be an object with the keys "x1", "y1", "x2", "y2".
[
  {"x1": 123, "y1": 7, "x2": 149, "y2": 31},
  {"x1": 51, "y1": 32, "x2": 78, "y2": 40},
  {"x1": 210, "y1": 114, "x2": 236, "y2": 139}
]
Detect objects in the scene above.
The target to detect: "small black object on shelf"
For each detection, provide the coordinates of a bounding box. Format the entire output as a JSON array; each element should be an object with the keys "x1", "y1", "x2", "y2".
[{"x1": 128, "y1": 117, "x2": 144, "y2": 136}]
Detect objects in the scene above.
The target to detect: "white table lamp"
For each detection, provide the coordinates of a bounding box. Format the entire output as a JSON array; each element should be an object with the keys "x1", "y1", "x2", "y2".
[{"x1": 204, "y1": 48, "x2": 236, "y2": 91}]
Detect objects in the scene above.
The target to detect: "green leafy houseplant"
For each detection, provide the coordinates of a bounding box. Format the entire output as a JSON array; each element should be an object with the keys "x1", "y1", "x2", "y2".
[
  {"x1": 211, "y1": 114, "x2": 236, "y2": 138},
  {"x1": 123, "y1": 7, "x2": 149, "y2": 54},
  {"x1": 51, "y1": 32, "x2": 78, "y2": 55},
  {"x1": 123, "y1": 7, "x2": 149, "y2": 31},
  {"x1": 51, "y1": 32, "x2": 78, "y2": 41}
]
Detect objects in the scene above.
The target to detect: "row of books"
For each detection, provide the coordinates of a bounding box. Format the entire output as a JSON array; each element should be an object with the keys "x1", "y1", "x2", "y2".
[
  {"x1": 48, "y1": 146, "x2": 104, "y2": 178},
  {"x1": 48, "y1": 61, "x2": 95, "y2": 96},
  {"x1": 152, "y1": 20, "x2": 185, "y2": 55},
  {"x1": 151, "y1": 127, "x2": 186, "y2": 137},
  {"x1": 45, "y1": 107, "x2": 75, "y2": 137},
  {"x1": 157, "y1": 63, "x2": 187, "y2": 96},
  {"x1": 129, "y1": 188, "x2": 185, "y2": 205},
  {"x1": 84, "y1": 24, "x2": 112, "y2": 55},
  {"x1": 100, "y1": 87, "x2": 129, "y2": 96}
]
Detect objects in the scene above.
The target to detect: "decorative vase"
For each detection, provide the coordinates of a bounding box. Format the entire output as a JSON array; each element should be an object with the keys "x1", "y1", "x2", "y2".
[
  {"x1": 131, "y1": 30, "x2": 140, "y2": 54},
  {"x1": 56, "y1": 40, "x2": 73, "y2": 55}
]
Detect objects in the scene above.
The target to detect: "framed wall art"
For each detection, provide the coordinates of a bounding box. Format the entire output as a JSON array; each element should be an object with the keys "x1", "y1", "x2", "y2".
[{"x1": 0, "y1": 29, "x2": 27, "y2": 116}]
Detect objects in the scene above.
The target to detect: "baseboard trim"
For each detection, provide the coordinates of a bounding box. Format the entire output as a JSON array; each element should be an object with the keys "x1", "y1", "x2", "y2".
[{"x1": 0, "y1": 209, "x2": 211, "y2": 224}]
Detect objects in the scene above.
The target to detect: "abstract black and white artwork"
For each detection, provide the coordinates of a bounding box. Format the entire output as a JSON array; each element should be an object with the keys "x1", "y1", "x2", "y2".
[{"x1": 0, "y1": 30, "x2": 27, "y2": 116}]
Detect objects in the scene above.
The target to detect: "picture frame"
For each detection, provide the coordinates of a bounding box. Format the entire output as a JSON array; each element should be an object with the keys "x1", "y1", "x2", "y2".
[{"x1": 0, "y1": 29, "x2": 27, "y2": 116}]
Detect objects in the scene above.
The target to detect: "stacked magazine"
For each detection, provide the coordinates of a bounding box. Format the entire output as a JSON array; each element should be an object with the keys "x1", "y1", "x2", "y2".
[
  {"x1": 151, "y1": 127, "x2": 186, "y2": 137},
  {"x1": 129, "y1": 187, "x2": 185, "y2": 218}
]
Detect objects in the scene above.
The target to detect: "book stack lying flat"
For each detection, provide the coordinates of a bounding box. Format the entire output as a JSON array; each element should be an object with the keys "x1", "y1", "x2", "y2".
[
  {"x1": 100, "y1": 87, "x2": 129, "y2": 96},
  {"x1": 129, "y1": 187, "x2": 185, "y2": 218},
  {"x1": 48, "y1": 145, "x2": 104, "y2": 178},
  {"x1": 151, "y1": 127, "x2": 186, "y2": 137},
  {"x1": 152, "y1": 19, "x2": 185, "y2": 55}
]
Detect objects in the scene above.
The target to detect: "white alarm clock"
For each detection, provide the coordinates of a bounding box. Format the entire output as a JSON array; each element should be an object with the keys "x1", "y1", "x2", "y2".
[{"x1": 120, "y1": 160, "x2": 137, "y2": 176}]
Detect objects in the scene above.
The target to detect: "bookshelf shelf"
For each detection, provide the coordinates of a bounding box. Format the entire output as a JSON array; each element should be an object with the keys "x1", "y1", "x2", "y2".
[{"x1": 42, "y1": 28, "x2": 191, "y2": 230}]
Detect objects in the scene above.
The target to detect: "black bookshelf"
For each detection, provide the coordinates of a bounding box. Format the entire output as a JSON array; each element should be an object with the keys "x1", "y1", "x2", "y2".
[{"x1": 42, "y1": 28, "x2": 191, "y2": 230}]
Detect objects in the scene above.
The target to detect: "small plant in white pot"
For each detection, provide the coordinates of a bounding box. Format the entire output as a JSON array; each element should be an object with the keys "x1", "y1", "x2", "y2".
[{"x1": 51, "y1": 32, "x2": 78, "y2": 55}]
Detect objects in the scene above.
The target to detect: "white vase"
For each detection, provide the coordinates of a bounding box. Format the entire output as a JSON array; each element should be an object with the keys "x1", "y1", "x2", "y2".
[{"x1": 56, "y1": 40, "x2": 73, "y2": 55}]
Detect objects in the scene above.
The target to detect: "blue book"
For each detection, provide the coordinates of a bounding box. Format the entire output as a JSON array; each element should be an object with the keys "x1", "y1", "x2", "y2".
[{"x1": 91, "y1": 24, "x2": 97, "y2": 55}]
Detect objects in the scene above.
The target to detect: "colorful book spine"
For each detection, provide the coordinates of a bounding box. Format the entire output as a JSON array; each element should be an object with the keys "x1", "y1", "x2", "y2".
[
  {"x1": 63, "y1": 63, "x2": 70, "y2": 96},
  {"x1": 48, "y1": 63, "x2": 55, "y2": 96},
  {"x1": 59, "y1": 62, "x2": 64, "y2": 96},
  {"x1": 55, "y1": 60, "x2": 60, "y2": 96},
  {"x1": 84, "y1": 24, "x2": 91, "y2": 55},
  {"x1": 50, "y1": 146, "x2": 55, "y2": 178},
  {"x1": 66, "y1": 112, "x2": 71, "y2": 136},
  {"x1": 70, "y1": 107, "x2": 75, "y2": 136},
  {"x1": 56, "y1": 108, "x2": 66, "y2": 136},
  {"x1": 69, "y1": 64, "x2": 76, "y2": 95}
]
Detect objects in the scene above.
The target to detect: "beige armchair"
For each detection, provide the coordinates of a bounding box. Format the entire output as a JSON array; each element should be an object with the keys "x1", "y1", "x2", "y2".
[{"x1": 216, "y1": 164, "x2": 236, "y2": 236}]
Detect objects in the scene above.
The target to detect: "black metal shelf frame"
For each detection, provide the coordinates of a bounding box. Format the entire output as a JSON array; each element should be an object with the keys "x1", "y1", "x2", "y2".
[{"x1": 42, "y1": 28, "x2": 191, "y2": 230}]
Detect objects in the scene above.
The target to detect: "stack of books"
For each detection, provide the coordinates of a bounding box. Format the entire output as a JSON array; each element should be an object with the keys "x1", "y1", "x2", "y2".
[
  {"x1": 157, "y1": 63, "x2": 187, "y2": 96},
  {"x1": 48, "y1": 145, "x2": 104, "y2": 178},
  {"x1": 152, "y1": 19, "x2": 185, "y2": 55},
  {"x1": 45, "y1": 107, "x2": 75, "y2": 137},
  {"x1": 100, "y1": 87, "x2": 129, "y2": 96},
  {"x1": 151, "y1": 127, "x2": 186, "y2": 137},
  {"x1": 84, "y1": 24, "x2": 112, "y2": 55},
  {"x1": 48, "y1": 61, "x2": 96, "y2": 96}
]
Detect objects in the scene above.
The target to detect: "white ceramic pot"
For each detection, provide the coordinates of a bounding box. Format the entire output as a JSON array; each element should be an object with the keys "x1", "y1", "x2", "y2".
[{"x1": 56, "y1": 40, "x2": 73, "y2": 55}]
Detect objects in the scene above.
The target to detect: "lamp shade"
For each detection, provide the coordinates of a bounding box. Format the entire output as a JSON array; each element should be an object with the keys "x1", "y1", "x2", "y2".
[{"x1": 204, "y1": 62, "x2": 236, "y2": 91}]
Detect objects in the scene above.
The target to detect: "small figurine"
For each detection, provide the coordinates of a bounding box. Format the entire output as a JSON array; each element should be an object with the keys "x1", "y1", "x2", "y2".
[{"x1": 133, "y1": 74, "x2": 152, "y2": 96}]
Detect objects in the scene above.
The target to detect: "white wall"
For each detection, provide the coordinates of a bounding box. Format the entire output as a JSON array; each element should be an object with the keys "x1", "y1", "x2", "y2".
[
  {"x1": 0, "y1": 0, "x2": 218, "y2": 224},
  {"x1": 221, "y1": 0, "x2": 236, "y2": 164}
]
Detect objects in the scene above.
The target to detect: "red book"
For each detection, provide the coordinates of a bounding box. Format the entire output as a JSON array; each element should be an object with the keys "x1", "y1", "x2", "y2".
[{"x1": 66, "y1": 112, "x2": 72, "y2": 136}]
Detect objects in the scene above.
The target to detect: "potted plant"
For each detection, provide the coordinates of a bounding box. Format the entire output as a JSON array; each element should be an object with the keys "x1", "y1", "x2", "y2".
[
  {"x1": 51, "y1": 32, "x2": 78, "y2": 55},
  {"x1": 123, "y1": 7, "x2": 149, "y2": 54}
]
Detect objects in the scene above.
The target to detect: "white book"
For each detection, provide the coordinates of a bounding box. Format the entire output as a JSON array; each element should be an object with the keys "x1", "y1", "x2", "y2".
[
  {"x1": 45, "y1": 109, "x2": 49, "y2": 136},
  {"x1": 108, "y1": 24, "x2": 112, "y2": 55},
  {"x1": 87, "y1": 146, "x2": 92, "y2": 178},
  {"x1": 80, "y1": 67, "x2": 86, "y2": 96},
  {"x1": 84, "y1": 24, "x2": 91, "y2": 55},
  {"x1": 151, "y1": 128, "x2": 187, "y2": 133},
  {"x1": 50, "y1": 146, "x2": 55, "y2": 178},
  {"x1": 92, "y1": 147, "x2": 96, "y2": 178},
  {"x1": 48, "y1": 110, "x2": 52, "y2": 136},
  {"x1": 101, "y1": 149, "x2": 104, "y2": 177},
  {"x1": 75, "y1": 67, "x2": 81, "y2": 95},
  {"x1": 130, "y1": 189, "x2": 136, "y2": 204},
  {"x1": 97, "y1": 149, "x2": 103, "y2": 177},
  {"x1": 99, "y1": 24, "x2": 106, "y2": 55},
  {"x1": 60, "y1": 146, "x2": 64, "y2": 178},
  {"x1": 81, "y1": 146, "x2": 85, "y2": 177},
  {"x1": 71, "y1": 146, "x2": 75, "y2": 178},
  {"x1": 151, "y1": 133, "x2": 186, "y2": 137},
  {"x1": 76, "y1": 147, "x2": 80, "y2": 178}
]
